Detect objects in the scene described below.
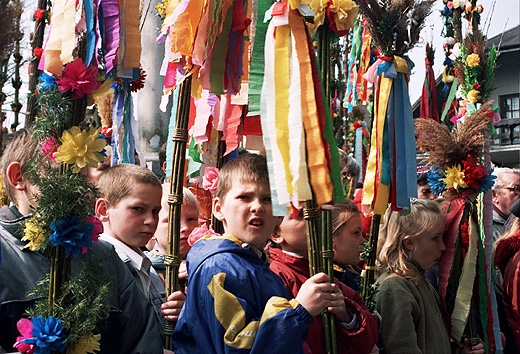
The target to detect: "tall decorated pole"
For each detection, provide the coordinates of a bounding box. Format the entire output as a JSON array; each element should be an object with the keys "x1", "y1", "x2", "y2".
[
  {"x1": 415, "y1": 0, "x2": 500, "y2": 350},
  {"x1": 12, "y1": 0, "x2": 145, "y2": 351},
  {"x1": 352, "y1": 0, "x2": 435, "y2": 297},
  {"x1": 163, "y1": 74, "x2": 192, "y2": 349},
  {"x1": 156, "y1": 0, "x2": 252, "y2": 345}
]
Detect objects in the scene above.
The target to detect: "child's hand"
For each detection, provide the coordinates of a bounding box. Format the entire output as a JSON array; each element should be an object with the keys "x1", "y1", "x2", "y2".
[
  {"x1": 178, "y1": 260, "x2": 188, "y2": 280},
  {"x1": 462, "y1": 338, "x2": 484, "y2": 354},
  {"x1": 326, "y1": 286, "x2": 351, "y2": 323},
  {"x1": 296, "y1": 272, "x2": 335, "y2": 317},
  {"x1": 162, "y1": 290, "x2": 186, "y2": 322}
]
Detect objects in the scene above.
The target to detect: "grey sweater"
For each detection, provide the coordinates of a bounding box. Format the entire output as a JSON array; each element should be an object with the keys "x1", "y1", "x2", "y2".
[{"x1": 375, "y1": 271, "x2": 451, "y2": 354}]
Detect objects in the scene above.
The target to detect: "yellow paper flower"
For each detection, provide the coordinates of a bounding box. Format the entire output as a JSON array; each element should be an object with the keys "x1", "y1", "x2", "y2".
[
  {"x1": 22, "y1": 219, "x2": 48, "y2": 251},
  {"x1": 442, "y1": 164, "x2": 468, "y2": 191},
  {"x1": 453, "y1": 0, "x2": 461, "y2": 9},
  {"x1": 67, "y1": 334, "x2": 101, "y2": 354},
  {"x1": 467, "y1": 89, "x2": 480, "y2": 103},
  {"x1": 466, "y1": 53, "x2": 480, "y2": 67},
  {"x1": 54, "y1": 127, "x2": 106, "y2": 173},
  {"x1": 301, "y1": 0, "x2": 328, "y2": 35},
  {"x1": 328, "y1": 0, "x2": 358, "y2": 32}
]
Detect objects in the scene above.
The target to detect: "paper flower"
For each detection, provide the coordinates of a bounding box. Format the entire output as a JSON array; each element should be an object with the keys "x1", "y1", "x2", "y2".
[
  {"x1": 67, "y1": 333, "x2": 101, "y2": 354},
  {"x1": 442, "y1": 164, "x2": 468, "y2": 191},
  {"x1": 56, "y1": 58, "x2": 101, "y2": 99},
  {"x1": 21, "y1": 316, "x2": 66, "y2": 354},
  {"x1": 53, "y1": 126, "x2": 106, "y2": 173},
  {"x1": 33, "y1": 8, "x2": 46, "y2": 22},
  {"x1": 37, "y1": 72, "x2": 57, "y2": 91},
  {"x1": 466, "y1": 53, "x2": 480, "y2": 67},
  {"x1": 41, "y1": 136, "x2": 59, "y2": 162},
  {"x1": 33, "y1": 47, "x2": 43, "y2": 61},
  {"x1": 427, "y1": 167, "x2": 447, "y2": 196},
  {"x1": 49, "y1": 216, "x2": 95, "y2": 258},
  {"x1": 188, "y1": 224, "x2": 220, "y2": 247},
  {"x1": 467, "y1": 89, "x2": 480, "y2": 103},
  {"x1": 14, "y1": 318, "x2": 36, "y2": 354},
  {"x1": 86, "y1": 215, "x2": 102, "y2": 246},
  {"x1": 129, "y1": 67, "x2": 147, "y2": 92},
  {"x1": 202, "y1": 167, "x2": 219, "y2": 196},
  {"x1": 22, "y1": 219, "x2": 48, "y2": 251}
]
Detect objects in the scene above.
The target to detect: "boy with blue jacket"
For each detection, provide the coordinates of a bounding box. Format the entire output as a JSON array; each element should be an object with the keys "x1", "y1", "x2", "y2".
[{"x1": 172, "y1": 153, "x2": 344, "y2": 353}]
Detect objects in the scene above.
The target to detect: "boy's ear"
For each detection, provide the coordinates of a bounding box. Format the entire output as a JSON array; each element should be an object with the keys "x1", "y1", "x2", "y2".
[
  {"x1": 95, "y1": 198, "x2": 110, "y2": 222},
  {"x1": 6, "y1": 162, "x2": 26, "y2": 191},
  {"x1": 212, "y1": 197, "x2": 225, "y2": 221},
  {"x1": 269, "y1": 225, "x2": 284, "y2": 245}
]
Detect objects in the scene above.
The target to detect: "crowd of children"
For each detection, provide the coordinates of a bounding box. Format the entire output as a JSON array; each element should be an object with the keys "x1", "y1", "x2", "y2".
[{"x1": 0, "y1": 128, "x2": 515, "y2": 354}]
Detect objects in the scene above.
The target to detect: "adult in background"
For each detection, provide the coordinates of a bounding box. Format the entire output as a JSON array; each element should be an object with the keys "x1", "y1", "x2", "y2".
[{"x1": 492, "y1": 168, "x2": 520, "y2": 243}]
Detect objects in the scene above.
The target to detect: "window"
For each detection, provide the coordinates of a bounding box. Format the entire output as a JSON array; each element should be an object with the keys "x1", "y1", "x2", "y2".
[{"x1": 501, "y1": 94, "x2": 520, "y2": 119}]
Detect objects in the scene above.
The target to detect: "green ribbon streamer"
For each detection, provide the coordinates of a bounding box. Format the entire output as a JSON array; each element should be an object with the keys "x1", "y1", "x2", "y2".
[{"x1": 441, "y1": 77, "x2": 458, "y2": 123}]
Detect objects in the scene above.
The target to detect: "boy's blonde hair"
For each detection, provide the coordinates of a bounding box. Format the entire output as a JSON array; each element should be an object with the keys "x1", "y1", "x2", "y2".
[
  {"x1": 0, "y1": 128, "x2": 38, "y2": 203},
  {"x1": 377, "y1": 199, "x2": 444, "y2": 282},
  {"x1": 97, "y1": 163, "x2": 161, "y2": 205},
  {"x1": 331, "y1": 200, "x2": 360, "y2": 236},
  {"x1": 162, "y1": 183, "x2": 200, "y2": 212},
  {"x1": 215, "y1": 153, "x2": 269, "y2": 200}
]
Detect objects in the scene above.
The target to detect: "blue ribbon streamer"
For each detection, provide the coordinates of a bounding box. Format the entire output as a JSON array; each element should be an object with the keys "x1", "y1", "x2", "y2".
[
  {"x1": 84, "y1": 0, "x2": 95, "y2": 66},
  {"x1": 393, "y1": 73, "x2": 418, "y2": 208}
]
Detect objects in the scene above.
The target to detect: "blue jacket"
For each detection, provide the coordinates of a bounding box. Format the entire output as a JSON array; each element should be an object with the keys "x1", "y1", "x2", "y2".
[{"x1": 172, "y1": 235, "x2": 314, "y2": 354}]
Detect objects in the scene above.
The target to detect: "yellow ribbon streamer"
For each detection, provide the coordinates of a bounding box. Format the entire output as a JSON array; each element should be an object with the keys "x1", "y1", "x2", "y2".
[
  {"x1": 60, "y1": 0, "x2": 76, "y2": 65},
  {"x1": 274, "y1": 25, "x2": 293, "y2": 197},
  {"x1": 44, "y1": 0, "x2": 66, "y2": 75}
]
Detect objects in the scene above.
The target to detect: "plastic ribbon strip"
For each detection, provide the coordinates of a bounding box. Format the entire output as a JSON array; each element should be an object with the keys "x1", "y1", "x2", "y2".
[{"x1": 361, "y1": 56, "x2": 416, "y2": 214}]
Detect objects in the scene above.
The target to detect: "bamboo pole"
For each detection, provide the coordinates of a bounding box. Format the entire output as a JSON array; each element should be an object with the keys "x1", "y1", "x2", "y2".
[
  {"x1": 316, "y1": 19, "x2": 337, "y2": 354},
  {"x1": 25, "y1": 0, "x2": 48, "y2": 126},
  {"x1": 164, "y1": 75, "x2": 192, "y2": 349},
  {"x1": 362, "y1": 213, "x2": 381, "y2": 299}
]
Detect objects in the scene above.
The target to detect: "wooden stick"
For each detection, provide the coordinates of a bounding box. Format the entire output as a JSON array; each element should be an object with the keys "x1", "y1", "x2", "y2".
[{"x1": 164, "y1": 75, "x2": 192, "y2": 349}]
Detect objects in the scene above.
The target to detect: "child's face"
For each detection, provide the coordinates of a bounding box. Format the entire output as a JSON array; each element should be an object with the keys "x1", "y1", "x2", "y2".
[
  {"x1": 333, "y1": 213, "x2": 364, "y2": 265},
  {"x1": 100, "y1": 184, "x2": 162, "y2": 250},
  {"x1": 276, "y1": 211, "x2": 308, "y2": 257},
  {"x1": 407, "y1": 227, "x2": 445, "y2": 271},
  {"x1": 154, "y1": 197, "x2": 198, "y2": 257},
  {"x1": 213, "y1": 177, "x2": 281, "y2": 250}
]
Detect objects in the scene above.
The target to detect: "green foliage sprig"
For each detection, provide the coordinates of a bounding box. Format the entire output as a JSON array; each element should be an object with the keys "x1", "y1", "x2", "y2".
[
  {"x1": 28, "y1": 163, "x2": 99, "y2": 228},
  {"x1": 33, "y1": 88, "x2": 74, "y2": 141},
  {"x1": 26, "y1": 257, "x2": 115, "y2": 346}
]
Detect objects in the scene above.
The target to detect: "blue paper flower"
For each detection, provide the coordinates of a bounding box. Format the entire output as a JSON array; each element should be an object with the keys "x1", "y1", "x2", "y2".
[
  {"x1": 475, "y1": 165, "x2": 496, "y2": 194},
  {"x1": 427, "y1": 167, "x2": 447, "y2": 196},
  {"x1": 49, "y1": 216, "x2": 94, "y2": 258},
  {"x1": 22, "y1": 316, "x2": 66, "y2": 354},
  {"x1": 37, "y1": 72, "x2": 57, "y2": 91}
]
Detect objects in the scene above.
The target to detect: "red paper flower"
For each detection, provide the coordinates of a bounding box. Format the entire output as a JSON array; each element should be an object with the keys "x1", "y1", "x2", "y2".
[
  {"x1": 33, "y1": 47, "x2": 43, "y2": 60},
  {"x1": 14, "y1": 318, "x2": 35, "y2": 354},
  {"x1": 34, "y1": 8, "x2": 46, "y2": 22},
  {"x1": 462, "y1": 155, "x2": 488, "y2": 190},
  {"x1": 202, "y1": 167, "x2": 219, "y2": 196},
  {"x1": 56, "y1": 58, "x2": 101, "y2": 99},
  {"x1": 472, "y1": 83, "x2": 481, "y2": 90},
  {"x1": 129, "y1": 67, "x2": 147, "y2": 92},
  {"x1": 188, "y1": 224, "x2": 220, "y2": 247},
  {"x1": 352, "y1": 120, "x2": 364, "y2": 129},
  {"x1": 41, "y1": 136, "x2": 59, "y2": 162}
]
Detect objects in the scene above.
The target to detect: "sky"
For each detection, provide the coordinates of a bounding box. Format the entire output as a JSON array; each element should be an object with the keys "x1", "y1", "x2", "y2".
[{"x1": 407, "y1": 0, "x2": 519, "y2": 103}]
